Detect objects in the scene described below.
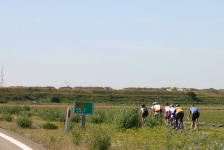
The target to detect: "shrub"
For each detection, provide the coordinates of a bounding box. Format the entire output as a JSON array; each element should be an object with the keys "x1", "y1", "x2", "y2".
[
  {"x1": 71, "y1": 114, "x2": 81, "y2": 123},
  {"x1": 87, "y1": 125, "x2": 111, "y2": 150},
  {"x1": 1, "y1": 114, "x2": 13, "y2": 122},
  {"x1": 17, "y1": 111, "x2": 32, "y2": 117},
  {"x1": 89, "y1": 111, "x2": 106, "y2": 124},
  {"x1": 22, "y1": 106, "x2": 31, "y2": 111},
  {"x1": 114, "y1": 107, "x2": 141, "y2": 129},
  {"x1": 16, "y1": 115, "x2": 32, "y2": 128},
  {"x1": 104, "y1": 111, "x2": 115, "y2": 124},
  {"x1": 39, "y1": 109, "x2": 65, "y2": 122},
  {"x1": 42, "y1": 122, "x2": 58, "y2": 129},
  {"x1": 0, "y1": 106, "x2": 20, "y2": 115},
  {"x1": 0, "y1": 106, "x2": 31, "y2": 115},
  {"x1": 146, "y1": 115, "x2": 163, "y2": 127}
]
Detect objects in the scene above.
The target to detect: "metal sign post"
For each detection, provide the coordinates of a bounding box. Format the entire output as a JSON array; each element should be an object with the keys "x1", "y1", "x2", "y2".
[{"x1": 81, "y1": 114, "x2": 86, "y2": 128}]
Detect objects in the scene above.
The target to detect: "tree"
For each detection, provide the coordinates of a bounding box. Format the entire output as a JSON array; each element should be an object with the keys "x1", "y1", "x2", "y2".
[
  {"x1": 187, "y1": 92, "x2": 197, "y2": 100},
  {"x1": 51, "y1": 97, "x2": 61, "y2": 103}
]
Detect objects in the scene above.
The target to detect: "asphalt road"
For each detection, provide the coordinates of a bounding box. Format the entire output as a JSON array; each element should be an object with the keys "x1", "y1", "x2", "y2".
[{"x1": 0, "y1": 128, "x2": 47, "y2": 150}]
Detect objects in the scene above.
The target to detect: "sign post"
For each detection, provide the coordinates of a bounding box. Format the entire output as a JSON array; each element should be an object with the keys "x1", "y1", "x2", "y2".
[
  {"x1": 74, "y1": 101, "x2": 94, "y2": 128},
  {"x1": 81, "y1": 114, "x2": 86, "y2": 128}
]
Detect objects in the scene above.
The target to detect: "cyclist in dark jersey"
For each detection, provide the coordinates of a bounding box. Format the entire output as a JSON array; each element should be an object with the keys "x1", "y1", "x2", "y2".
[{"x1": 140, "y1": 104, "x2": 148, "y2": 127}]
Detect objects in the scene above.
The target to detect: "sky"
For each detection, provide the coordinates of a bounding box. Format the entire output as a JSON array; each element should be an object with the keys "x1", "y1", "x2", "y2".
[{"x1": 0, "y1": 1, "x2": 224, "y2": 89}]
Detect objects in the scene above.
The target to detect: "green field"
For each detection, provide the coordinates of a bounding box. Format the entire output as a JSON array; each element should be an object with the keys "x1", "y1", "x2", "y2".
[{"x1": 0, "y1": 104, "x2": 224, "y2": 150}]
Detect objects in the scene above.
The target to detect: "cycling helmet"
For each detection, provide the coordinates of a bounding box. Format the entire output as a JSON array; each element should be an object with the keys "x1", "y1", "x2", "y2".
[
  {"x1": 165, "y1": 102, "x2": 169, "y2": 106},
  {"x1": 176, "y1": 104, "x2": 180, "y2": 107},
  {"x1": 142, "y1": 104, "x2": 145, "y2": 107},
  {"x1": 170, "y1": 104, "x2": 174, "y2": 107}
]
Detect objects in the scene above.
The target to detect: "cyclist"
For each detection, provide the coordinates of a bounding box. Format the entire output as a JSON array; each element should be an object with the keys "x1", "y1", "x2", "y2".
[
  {"x1": 151, "y1": 102, "x2": 162, "y2": 118},
  {"x1": 187, "y1": 105, "x2": 200, "y2": 130},
  {"x1": 174, "y1": 104, "x2": 184, "y2": 129},
  {"x1": 169, "y1": 104, "x2": 176, "y2": 128},
  {"x1": 163, "y1": 102, "x2": 170, "y2": 126},
  {"x1": 139, "y1": 104, "x2": 148, "y2": 127}
]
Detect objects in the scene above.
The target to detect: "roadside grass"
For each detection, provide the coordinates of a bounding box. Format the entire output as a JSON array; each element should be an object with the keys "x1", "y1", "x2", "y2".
[
  {"x1": 0, "y1": 105, "x2": 224, "y2": 150},
  {"x1": 198, "y1": 109, "x2": 224, "y2": 124}
]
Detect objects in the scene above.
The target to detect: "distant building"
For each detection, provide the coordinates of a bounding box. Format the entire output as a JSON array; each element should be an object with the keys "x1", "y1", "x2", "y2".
[{"x1": 167, "y1": 87, "x2": 184, "y2": 91}]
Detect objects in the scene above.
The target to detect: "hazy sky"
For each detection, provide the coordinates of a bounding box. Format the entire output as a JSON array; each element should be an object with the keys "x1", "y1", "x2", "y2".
[{"x1": 1, "y1": 1, "x2": 224, "y2": 89}]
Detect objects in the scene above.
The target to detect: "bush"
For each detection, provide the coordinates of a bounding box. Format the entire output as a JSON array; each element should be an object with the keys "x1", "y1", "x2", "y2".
[
  {"x1": 103, "y1": 110, "x2": 117, "y2": 124},
  {"x1": 0, "y1": 106, "x2": 31, "y2": 115},
  {"x1": 21, "y1": 106, "x2": 31, "y2": 111},
  {"x1": 89, "y1": 111, "x2": 106, "y2": 124},
  {"x1": 71, "y1": 114, "x2": 81, "y2": 123},
  {"x1": 1, "y1": 114, "x2": 13, "y2": 122},
  {"x1": 16, "y1": 115, "x2": 32, "y2": 128},
  {"x1": 146, "y1": 115, "x2": 163, "y2": 127},
  {"x1": 0, "y1": 106, "x2": 20, "y2": 115},
  {"x1": 17, "y1": 111, "x2": 32, "y2": 117},
  {"x1": 42, "y1": 122, "x2": 58, "y2": 129},
  {"x1": 39, "y1": 109, "x2": 65, "y2": 122},
  {"x1": 114, "y1": 107, "x2": 141, "y2": 129},
  {"x1": 87, "y1": 125, "x2": 111, "y2": 150}
]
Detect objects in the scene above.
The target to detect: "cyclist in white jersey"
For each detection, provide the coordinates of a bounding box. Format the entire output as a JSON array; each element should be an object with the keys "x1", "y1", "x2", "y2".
[
  {"x1": 151, "y1": 102, "x2": 162, "y2": 117},
  {"x1": 169, "y1": 104, "x2": 176, "y2": 128}
]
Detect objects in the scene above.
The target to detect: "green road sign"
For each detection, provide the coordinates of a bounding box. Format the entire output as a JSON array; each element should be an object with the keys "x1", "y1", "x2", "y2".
[{"x1": 74, "y1": 101, "x2": 94, "y2": 114}]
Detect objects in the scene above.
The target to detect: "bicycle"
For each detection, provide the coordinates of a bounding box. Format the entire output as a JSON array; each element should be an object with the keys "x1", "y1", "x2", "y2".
[
  {"x1": 164, "y1": 116, "x2": 170, "y2": 127},
  {"x1": 169, "y1": 115, "x2": 175, "y2": 128},
  {"x1": 175, "y1": 119, "x2": 184, "y2": 130},
  {"x1": 193, "y1": 119, "x2": 198, "y2": 131},
  {"x1": 153, "y1": 112, "x2": 163, "y2": 126},
  {"x1": 187, "y1": 117, "x2": 198, "y2": 131}
]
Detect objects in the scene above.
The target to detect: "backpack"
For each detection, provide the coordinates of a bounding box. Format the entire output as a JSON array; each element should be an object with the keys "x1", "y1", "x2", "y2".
[{"x1": 143, "y1": 107, "x2": 149, "y2": 116}]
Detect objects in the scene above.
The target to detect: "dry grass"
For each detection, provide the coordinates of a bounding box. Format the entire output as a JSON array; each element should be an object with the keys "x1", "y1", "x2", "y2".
[{"x1": 0, "y1": 114, "x2": 88, "y2": 150}]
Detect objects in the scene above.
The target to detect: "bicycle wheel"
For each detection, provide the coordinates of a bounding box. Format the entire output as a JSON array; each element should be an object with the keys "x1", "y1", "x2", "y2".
[
  {"x1": 180, "y1": 122, "x2": 184, "y2": 129},
  {"x1": 194, "y1": 123, "x2": 198, "y2": 131}
]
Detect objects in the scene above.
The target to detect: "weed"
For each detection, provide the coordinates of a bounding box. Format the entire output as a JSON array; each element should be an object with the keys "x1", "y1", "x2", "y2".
[
  {"x1": 1, "y1": 114, "x2": 13, "y2": 122},
  {"x1": 89, "y1": 111, "x2": 106, "y2": 124},
  {"x1": 72, "y1": 129, "x2": 83, "y2": 145},
  {"x1": 87, "y1": 125, "x2": 111, "y2": 150},
  {"x1": 115, "y1": 107, "x2": 141, "y2": 129},
  {"x1": 42, "y1": 122, "x2": 58, "y2": 129},
  {"x1": 39, "y1": 109, "x2": 65, "y2": 122},
  {"x1": 71, "y1": 114, "x2": 81, "y2": 123},
  {"x1": 16, "y1": 115, "x2": 32, "y2": 128},
  {"x1": 17, "y1": 111, "x2": 32, "y2": 117},
  {"x1": 0, "y1": 106, "x2": 21, "y2": 115}
]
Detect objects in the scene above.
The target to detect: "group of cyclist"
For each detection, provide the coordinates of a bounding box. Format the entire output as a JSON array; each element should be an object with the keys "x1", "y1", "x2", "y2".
[{"x1": 140, "y1": 102, "x2": 200, "y2": 130}]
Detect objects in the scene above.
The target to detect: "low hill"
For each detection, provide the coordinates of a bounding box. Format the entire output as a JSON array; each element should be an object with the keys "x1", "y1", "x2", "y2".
[{"x1": 0, "y1": 87, "x2": 224, "y2": 105}]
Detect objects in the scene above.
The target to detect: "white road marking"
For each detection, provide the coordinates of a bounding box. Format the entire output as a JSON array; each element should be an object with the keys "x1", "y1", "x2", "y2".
[{"x1": 0, "y1": 133, "x2": 33, "y2": 150}]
